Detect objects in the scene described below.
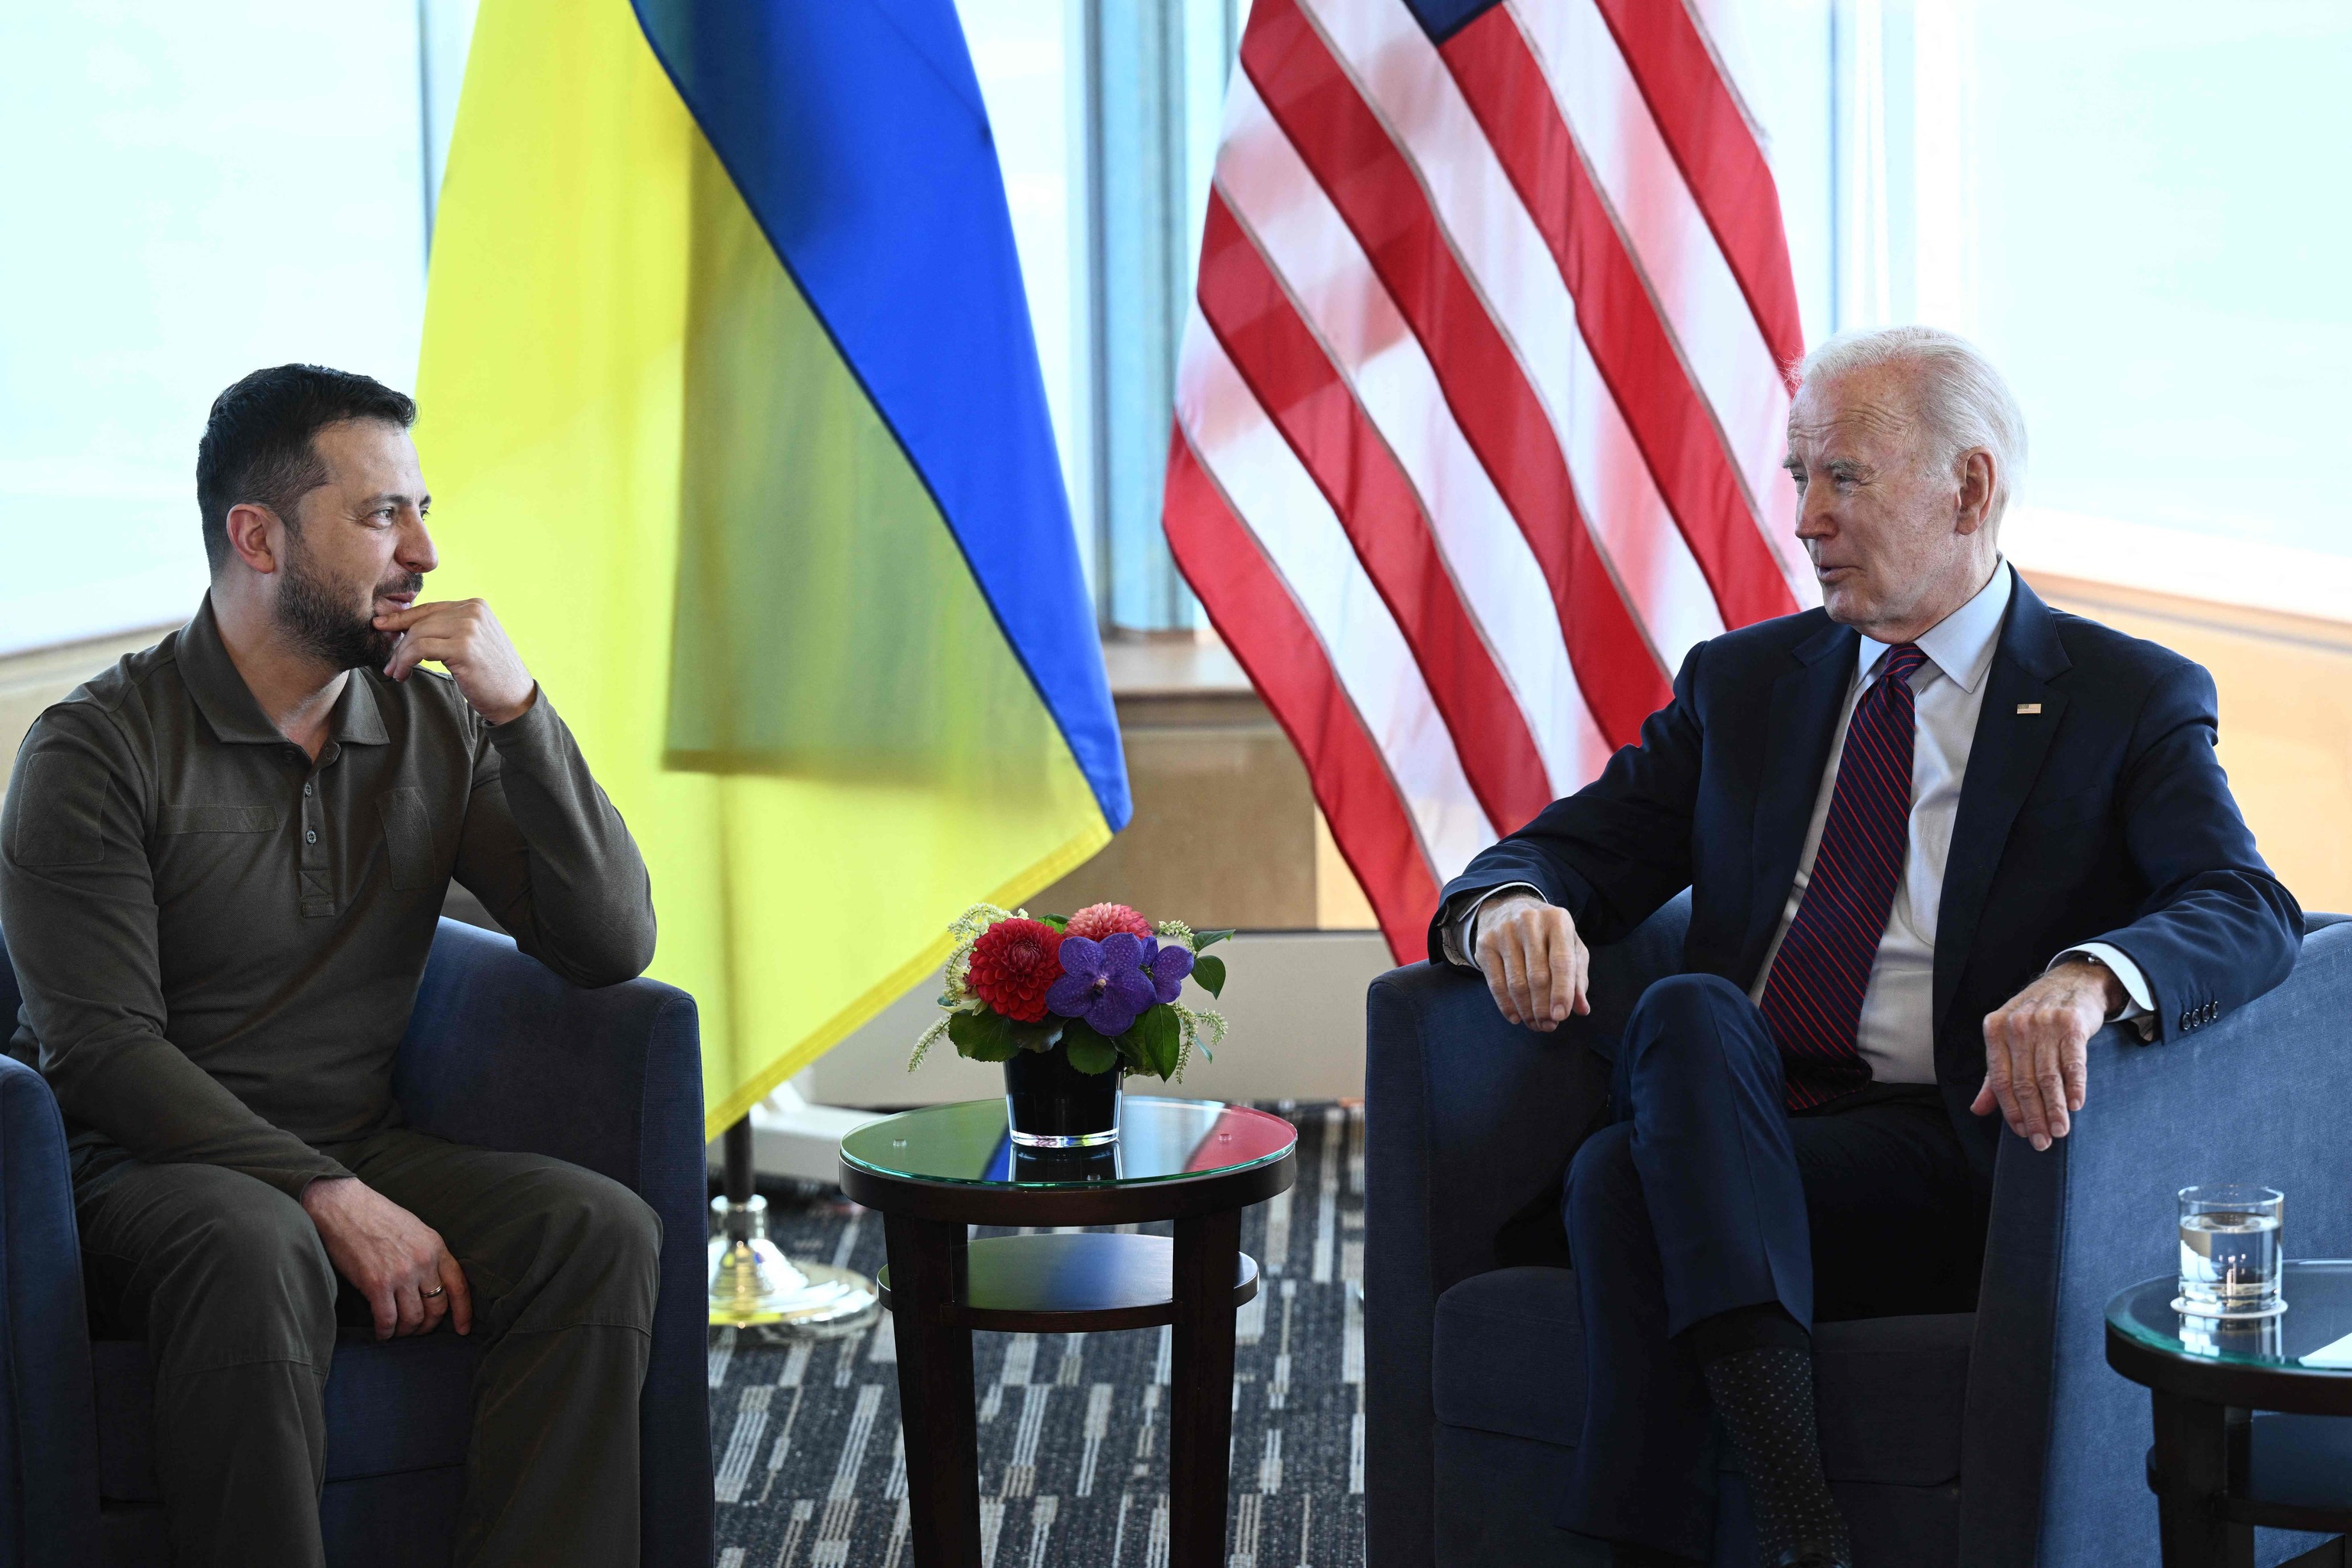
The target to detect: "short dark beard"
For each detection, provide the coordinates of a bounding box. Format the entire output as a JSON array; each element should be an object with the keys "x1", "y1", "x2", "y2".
[{"x1": 275, "y1": 534, "x2": 416, "y2": 673}]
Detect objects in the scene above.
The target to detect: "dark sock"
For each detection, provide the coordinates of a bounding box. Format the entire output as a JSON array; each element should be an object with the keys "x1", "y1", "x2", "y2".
[
  {"x1": 1701, "y1": 1344, "x2": 1853, "y2": 1567},
  {"x1": 1612, "y1": 1543, "x2": 1706, "y2": 1568}
]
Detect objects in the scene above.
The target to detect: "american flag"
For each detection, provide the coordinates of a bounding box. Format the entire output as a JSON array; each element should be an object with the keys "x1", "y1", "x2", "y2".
[{"x1": 1162, "y1": 0, "x2": 1816, "y2": 959}]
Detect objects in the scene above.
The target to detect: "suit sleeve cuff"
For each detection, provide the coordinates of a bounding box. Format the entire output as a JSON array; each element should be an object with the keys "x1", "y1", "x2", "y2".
[
  {"x1": 2052, "y1": 942, "x2": 2154, "y2": 1032},
  {"x1": 1439, "y1": 883, "x2": 1546, "y2": 968}
]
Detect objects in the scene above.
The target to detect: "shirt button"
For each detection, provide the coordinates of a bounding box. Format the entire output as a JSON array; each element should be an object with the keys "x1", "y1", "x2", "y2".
[
  {"x1": 303, "y1": 782, "x2": 314, "y2": 797},
  {"x1": 305, "y1": 829, "x2": 318, "y2": 844}
]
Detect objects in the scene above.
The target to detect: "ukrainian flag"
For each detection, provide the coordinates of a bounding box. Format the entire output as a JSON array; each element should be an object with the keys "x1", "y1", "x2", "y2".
[{"x1": 415, "y1": 0, "x2": 1130, "y2": 1138}]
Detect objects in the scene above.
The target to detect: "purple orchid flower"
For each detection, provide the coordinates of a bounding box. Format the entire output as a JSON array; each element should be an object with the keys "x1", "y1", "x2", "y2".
[
  {"x1": 1142, "y1": 938, "x2": 1194, "y2": 1004},
  {"x1": 1045, "y1": 932, "x2": 1158, "y2": 1037}
]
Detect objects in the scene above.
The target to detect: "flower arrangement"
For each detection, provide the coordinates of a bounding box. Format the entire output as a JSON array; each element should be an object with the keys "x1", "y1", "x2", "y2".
[{"x1": 912, "y1": 901, "x2": 1233, "y2": 1080}]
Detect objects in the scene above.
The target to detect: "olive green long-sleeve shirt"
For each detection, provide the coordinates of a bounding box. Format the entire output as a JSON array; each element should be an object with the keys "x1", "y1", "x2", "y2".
[{"x1": 0, "y1": 596, "x2": 655, "y2": 1197}]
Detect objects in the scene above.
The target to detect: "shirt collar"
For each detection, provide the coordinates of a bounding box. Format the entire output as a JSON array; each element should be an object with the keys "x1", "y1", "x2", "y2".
[
  {"x1": 1857, "y1": 558, "x2": 2013, "y2": 696},
  {"x1": 333, "y1": 669, "x2": 390, "y2": 746},
  {"x1": 178, "y1": 593, "x2": 390, "y2": 749}
]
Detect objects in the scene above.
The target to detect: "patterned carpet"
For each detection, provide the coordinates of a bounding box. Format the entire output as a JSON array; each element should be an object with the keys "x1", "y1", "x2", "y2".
[{"x1": 707, "y1": 1102, "x2": 1366, "y2": 1568}]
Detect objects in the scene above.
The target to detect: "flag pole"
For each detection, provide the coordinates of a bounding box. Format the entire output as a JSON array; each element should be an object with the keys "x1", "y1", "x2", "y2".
[{"x1": 707, "y1": 1109, "x2": 880, "y2": 1336}]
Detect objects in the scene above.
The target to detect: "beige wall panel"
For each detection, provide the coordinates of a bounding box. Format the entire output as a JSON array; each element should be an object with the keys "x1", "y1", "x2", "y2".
[
  {"x1": 1315, "y1": 807, "x2": 1379, "y2": 930},
  {"x1": 2027, "y1": 572, "x2": 2352, "y2": 916},
  {"x1": 1032, "y1": 697, "x2": 1318, "y2": 929},
  {"x1": 0, "y1": 627, "x2": 177, "y2": 793}
]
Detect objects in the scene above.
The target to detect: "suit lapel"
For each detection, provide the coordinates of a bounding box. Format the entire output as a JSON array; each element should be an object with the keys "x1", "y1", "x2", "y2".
[
  {"x1": 1740, "y1": 619, "x2": 1859, "y2": 984},
  {"x1": 1933, "y1": 578, "x2": 2073, "y2": 1032}
]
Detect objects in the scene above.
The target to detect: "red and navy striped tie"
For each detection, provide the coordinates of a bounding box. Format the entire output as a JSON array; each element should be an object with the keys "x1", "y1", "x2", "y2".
[{"x1": 1759, "y1": 642, "x2": 1929, "y2": 1110}]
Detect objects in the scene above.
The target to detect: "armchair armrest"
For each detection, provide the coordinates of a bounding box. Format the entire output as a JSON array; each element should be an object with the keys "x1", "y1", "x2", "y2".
[
  {"x1": 1363, "y1": 893, "x2": 1688, "y2": 1568},
  {"x1": 1961, "y1": 914, "x2": 2352, "y2": 1568},
  {"x1": 0, "y1": 1054, "x2": 101, "y2": 1568},
  {"x1": 391, "y1": 916, "x2": 710, "y2": 1568}
]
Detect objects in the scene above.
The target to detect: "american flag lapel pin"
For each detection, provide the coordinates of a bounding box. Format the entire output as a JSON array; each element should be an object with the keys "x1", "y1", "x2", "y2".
[{"x1": 2017, "y1": 703, "x2": 2043, "y2": 715}]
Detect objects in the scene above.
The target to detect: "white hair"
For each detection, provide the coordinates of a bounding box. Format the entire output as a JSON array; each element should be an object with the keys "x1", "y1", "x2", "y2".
[{"x1": 1795, "y1": 325, "x2": 2028, "y2": 525}]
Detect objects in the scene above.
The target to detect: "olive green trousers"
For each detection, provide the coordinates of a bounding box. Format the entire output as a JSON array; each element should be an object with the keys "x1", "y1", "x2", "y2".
[{"x1": 77, "y1": 1128, "x2": 661, "y2": 1568}]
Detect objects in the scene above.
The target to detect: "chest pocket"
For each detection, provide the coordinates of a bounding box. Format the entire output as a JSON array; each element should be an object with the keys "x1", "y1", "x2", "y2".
[
  {"x1": 376, "y1": 789, "x2": 439, "y2": 890},
  {"x1": 157, "y1": 803, "x2": 279, "y2": 835}
]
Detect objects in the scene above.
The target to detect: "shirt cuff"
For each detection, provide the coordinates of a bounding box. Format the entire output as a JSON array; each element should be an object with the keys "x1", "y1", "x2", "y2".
[
  {"x1": 1440, "y1": 883, "x2": 1546, "y2": 967},
  {"x1": 2052, "y1": 942, "x2": 2156, "y2": 1039}
]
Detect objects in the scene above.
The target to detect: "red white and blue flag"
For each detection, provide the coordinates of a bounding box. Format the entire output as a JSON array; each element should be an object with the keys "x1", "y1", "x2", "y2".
[{"x1": 1163, "y1": 0, "x2": 1814, "y2": 958}]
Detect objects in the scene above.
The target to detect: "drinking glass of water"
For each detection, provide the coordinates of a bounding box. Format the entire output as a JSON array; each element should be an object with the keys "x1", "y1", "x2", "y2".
[{"x1": 2177, "y1": 1184, "x2": 2285, "y2": 1318}]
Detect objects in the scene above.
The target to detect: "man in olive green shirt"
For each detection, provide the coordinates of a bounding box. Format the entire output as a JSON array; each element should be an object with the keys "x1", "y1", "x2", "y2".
[{"x1": 0, "y1": 366, "x2": 662, "y2": 1568}]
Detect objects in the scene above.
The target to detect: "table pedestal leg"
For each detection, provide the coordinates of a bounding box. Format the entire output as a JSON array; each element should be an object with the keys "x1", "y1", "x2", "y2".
[
  {"x1": 1168, "y1": 1209, "x2": 1242, "y2": 1568},
  {"x1": 884, "y1": 1213, "x2": 981, "y2": 1568},
  {"x1": 2151, "y1": 1389, "x2": 2252, "y2": 1568}
]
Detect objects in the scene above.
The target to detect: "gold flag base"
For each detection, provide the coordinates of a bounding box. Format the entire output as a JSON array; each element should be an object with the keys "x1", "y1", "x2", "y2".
[{"x1": 707, "y1": 1194, "x2": 880, "y2": 1338}]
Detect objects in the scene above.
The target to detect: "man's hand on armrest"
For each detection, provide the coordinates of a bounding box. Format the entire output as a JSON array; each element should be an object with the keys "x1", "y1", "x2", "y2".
[
  {"x1": 1473, "y1": 893, "x2": 1590, "y2": 1032},
  {"x1": 300, "y1": 1177, "x2": 472, "y2": 1341},
  {"x1": 1971, "y1": 959, "x2": 2125, "y2": 1152}
]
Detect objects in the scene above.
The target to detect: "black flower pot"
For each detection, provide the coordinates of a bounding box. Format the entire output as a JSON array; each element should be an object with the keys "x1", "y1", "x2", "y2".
[{"x1": 1003, "y1": 1044, "x2": 1122, "y2": 1147}]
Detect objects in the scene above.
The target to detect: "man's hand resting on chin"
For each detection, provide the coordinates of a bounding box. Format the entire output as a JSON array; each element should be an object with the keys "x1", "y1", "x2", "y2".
[
  {"x1": 373, "y1": 598, "x2": 537, "y2": 726},
  {"x1": 1473, "y1": 893, "x2": 1591, "y2": 1032},
  {"x1": 1972, "y1": 959, "x2": 2125, "y2": 1153},
  {"x1": 300, "y1": 1177, "x2": 472, "y2": 1341}
]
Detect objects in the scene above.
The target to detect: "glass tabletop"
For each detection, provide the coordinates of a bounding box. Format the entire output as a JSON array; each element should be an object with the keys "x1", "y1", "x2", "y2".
[
  {"x1": 2109, "y1": 1261, "x2": 2352, "y2": 1373},
  {"x1": 840, "y1": 1096, "x2": 1297, "y2": 1190}
]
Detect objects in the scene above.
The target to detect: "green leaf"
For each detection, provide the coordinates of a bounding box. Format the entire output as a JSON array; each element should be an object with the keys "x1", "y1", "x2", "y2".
[
  {"x1": 1038, "y1": 913, "x2": 1070, "y2": 931},
  {"x1": 1191, "y1": 954, "x2": 1227, "y2": 998},
  {"x1": 1008, "y1": 1016, "x2": 1066, "y2": 1054},
  {"x1": 947, "y1": 1008, "x2": 1020, "y2": 1062},
  {"x1": 1060, "y1": 1020, "x2": 1122, "y2": 1074},
  {"x1": 1129, "y1": 1004, "x2": 1181, "y2": 1080},
  {"x1": 1191, "y1": 928, "x2": 1236, "y2": 951},
  {"x1": 1064, "y1": 1032, "x2": 1121, "y2": 1075},
  {"x1": 1112, "y1": 1034, "x2": 1152, "y2": 1074}
]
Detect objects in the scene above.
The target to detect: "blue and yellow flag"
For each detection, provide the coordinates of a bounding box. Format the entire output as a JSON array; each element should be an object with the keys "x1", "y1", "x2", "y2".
[{"x1": 416, "y1": 0, "x2": 1130, "y2": 1138}]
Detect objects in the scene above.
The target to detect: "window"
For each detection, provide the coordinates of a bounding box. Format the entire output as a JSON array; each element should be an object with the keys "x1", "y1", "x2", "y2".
[
  {"x1": 1830, "y1": 0, "x2": 2352, "y2": 617},
  {"x1": 0, "y1": 4, "x2": 438, "y2": 655}
]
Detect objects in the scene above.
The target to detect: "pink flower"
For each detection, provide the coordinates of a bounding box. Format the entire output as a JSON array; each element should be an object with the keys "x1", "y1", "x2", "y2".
[{"x1": 1066, "y1": 902, "x2": 1153, "y2": 942}]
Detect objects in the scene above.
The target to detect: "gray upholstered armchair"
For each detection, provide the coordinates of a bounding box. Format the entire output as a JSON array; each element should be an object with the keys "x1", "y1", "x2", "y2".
[{"x1": 1365, "y1": 891, "x2": 2352, "y2": 1566}]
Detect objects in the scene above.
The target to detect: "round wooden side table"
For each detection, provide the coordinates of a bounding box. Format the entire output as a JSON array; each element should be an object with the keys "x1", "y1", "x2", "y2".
[
  {"x1": 2107, "y1": 1260, "x2": 2352, "y2": 1565},
  {"x1": 838, "y1": 1095, "x2": 1297, "y2": 1568}
]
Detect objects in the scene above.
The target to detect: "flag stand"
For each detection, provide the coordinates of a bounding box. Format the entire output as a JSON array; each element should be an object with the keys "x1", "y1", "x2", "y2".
[{"x1": 707, "y1": 1115, "x2": 880, "y2": 1337}]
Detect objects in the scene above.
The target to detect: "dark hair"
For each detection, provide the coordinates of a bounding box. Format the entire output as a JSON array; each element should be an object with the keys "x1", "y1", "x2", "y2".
[{"x1": 196, "y1": 364, "x2": 416, "y2": 572}]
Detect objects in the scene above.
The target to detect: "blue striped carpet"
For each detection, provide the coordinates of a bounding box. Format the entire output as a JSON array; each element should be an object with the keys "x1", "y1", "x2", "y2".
[{"x1": 707, "y1": 1102, "x2": 1366, "y2": 1567}]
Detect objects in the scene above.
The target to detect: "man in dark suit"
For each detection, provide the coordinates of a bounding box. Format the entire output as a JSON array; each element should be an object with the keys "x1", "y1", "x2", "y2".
[{"x1": 1430, "y1": 327, "x2": 2300, "y2": 1567}]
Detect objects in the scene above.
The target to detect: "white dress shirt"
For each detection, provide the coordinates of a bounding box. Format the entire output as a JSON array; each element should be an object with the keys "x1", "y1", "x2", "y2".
[{"x1": 1447, "y1": 560, "x2": 2153, "y2": 1080}]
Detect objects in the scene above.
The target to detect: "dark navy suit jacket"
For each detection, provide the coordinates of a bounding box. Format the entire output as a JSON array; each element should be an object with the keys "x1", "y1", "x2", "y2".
[{"x1": 1427, "y1": 576, "x2": 2302, "y2": 1187}]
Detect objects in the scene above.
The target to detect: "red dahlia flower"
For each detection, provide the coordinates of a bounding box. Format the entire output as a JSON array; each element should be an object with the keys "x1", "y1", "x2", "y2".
[
  {"x1": 1066, "y1": 902, "x2": 1153, "y2": 942},
  {"x1": 967, "y1": 918, "x2": 1065, "y2": 1022}
]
